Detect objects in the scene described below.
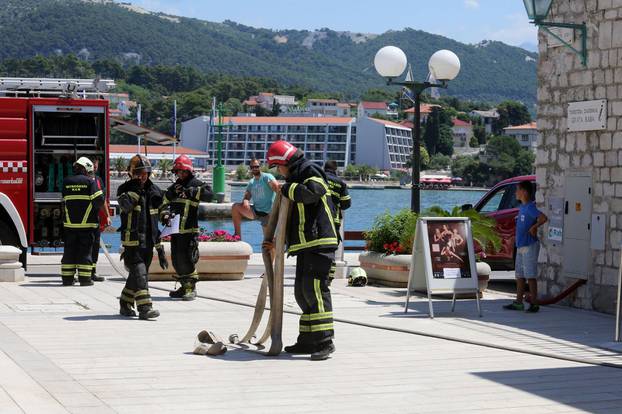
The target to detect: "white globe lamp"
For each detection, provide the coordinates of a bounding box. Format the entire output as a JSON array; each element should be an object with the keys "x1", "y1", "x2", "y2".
[
  {"x1": 428, "y1": 49, "x2": 461, "y2": 82},
  {"x1": 374, "y1": 46, "x2": 408, "y2": 78}
]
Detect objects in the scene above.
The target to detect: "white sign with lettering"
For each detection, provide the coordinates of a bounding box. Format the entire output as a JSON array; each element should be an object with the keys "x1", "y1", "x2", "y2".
[{"x1": 567, "y1": 100, "x2": 607, "y2": 132}]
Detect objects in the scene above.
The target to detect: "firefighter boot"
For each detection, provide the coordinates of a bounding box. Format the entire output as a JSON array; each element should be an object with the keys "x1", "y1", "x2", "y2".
[
  {"x1": 62, "y1": 277, "x2": 75, "y2": 286},
  {"x1": 168, "y1": 278, "x2": 186, "y2": 299},
  {"x1": 79, "y1": 277, "x2": 94, "y2": 287},
  {"x1": 182, "y1": 279, "x2": 197, "y2": 301},
  {"x1": 310, "y1": 340, "x2": 336, "y2": 361},
  {"x1": 284, "y1": 342, "x2": 316, "y2": 354},
  {"x1": 138, "y1": 306, "x2": 160, "y2": 320},
  {"x1": 91, "y1": 270, "x2": 105, "y2": 282},
  {"x1": 119, "y1": 300, "x2": 136, "y2": 317}
]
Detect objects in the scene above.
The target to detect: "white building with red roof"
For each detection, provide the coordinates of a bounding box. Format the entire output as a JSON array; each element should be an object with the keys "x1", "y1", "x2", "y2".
[
  {"x1": 503, "y1": 121, "x2": 538, "y2": 151},
  {"x1": 452, "y1": 118, "x2": 474, "y2": 147},
  {"x1": 357, "y1": 101, "x2": 389, "y2": 118}
]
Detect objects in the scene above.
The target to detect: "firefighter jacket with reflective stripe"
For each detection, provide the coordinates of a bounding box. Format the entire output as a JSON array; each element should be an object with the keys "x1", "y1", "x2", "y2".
[
  {"x1": 160, "y1": 176, "x2": 214, "y2": 234},
  {"x1": 62, "y1": 174, "x2": 104, "y2": 229},
  {"x1": 117, "y1": 179, "x2": 163, "y2": 249},
  {"x1": 280, "y1": 157, "x2": 338, "y2": 255},
  {"x1": 324, "y1": 170, "x2": 351, "y2": 226}
]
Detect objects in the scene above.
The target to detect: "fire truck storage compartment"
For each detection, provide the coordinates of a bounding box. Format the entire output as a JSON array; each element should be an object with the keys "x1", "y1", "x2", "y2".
[{"x1": 32, "y1": 105, "x2": 106, "y2": 248}]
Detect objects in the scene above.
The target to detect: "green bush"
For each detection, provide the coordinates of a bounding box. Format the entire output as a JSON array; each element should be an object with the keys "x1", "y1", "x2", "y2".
[{"x1": 364, "y1": 209, "x2": 418, "y2": 255}]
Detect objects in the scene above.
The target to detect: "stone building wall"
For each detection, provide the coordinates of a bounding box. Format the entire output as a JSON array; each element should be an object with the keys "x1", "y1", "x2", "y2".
[{"x1": 536, "y1": 0, "x2": 622, "y2": 313}]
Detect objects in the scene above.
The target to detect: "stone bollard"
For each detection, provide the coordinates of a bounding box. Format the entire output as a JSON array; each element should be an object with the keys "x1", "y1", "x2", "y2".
[{"x1": 0, "y1": 246, "x2": 25, "y2": 282}]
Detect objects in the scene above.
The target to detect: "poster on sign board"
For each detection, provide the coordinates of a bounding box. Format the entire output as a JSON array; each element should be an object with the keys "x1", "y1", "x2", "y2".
[
  {"x1": 426, "y1": 221, "x2": 473, "y2": 280},
  {"x1": 405, "y1": 217, "x2": 481, "y2": 318}
]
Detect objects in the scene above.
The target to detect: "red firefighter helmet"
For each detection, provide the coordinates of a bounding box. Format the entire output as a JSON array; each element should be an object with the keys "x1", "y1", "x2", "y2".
[
  {"x1": 267, "y1": 140, "x2": 298, "y2": 167},
  {"x1": 172, "y1": 154, "x2": 193, "y2": 173}
]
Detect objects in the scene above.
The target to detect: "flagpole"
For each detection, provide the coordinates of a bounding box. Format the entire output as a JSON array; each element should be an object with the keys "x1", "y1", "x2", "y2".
[
  {"x1": 173, "y1": 100, "x2": 177, "y2": 161},
  {"x1": 137, "y1": 104, "x2": 142, "y2": 154}
]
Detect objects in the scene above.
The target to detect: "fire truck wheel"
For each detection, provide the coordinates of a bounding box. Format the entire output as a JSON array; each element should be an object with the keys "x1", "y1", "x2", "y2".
[{"x1": 0, "y1": 221, "x2": 25, "y2": 268}]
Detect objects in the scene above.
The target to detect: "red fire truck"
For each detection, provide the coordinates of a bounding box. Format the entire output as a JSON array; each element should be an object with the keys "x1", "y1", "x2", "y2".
[{"x1": 0, "y1": 78, "x2": 115, "y2": 267}]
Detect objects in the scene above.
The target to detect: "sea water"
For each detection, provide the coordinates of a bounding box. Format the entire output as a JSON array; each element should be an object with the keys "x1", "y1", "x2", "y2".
[{"x1": 101, "y1": 188, "x2": 486, "y2": 252}]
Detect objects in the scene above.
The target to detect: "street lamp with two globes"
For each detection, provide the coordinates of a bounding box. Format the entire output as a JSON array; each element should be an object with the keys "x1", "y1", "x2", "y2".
[{"x1": 373, "y1": 46, "x2": 461, "y2": 212}]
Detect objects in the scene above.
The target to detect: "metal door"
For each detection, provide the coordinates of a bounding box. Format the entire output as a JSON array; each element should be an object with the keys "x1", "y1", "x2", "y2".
[{"x1": 562, "y1": 173, "x2": 592, "y2": 280}]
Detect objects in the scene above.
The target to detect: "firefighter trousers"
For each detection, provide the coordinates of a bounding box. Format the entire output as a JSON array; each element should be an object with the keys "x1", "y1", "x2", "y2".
[
  {"x1": 91, "y1": 227, "x2": 101, "y2": 276},
  {"x1": 61, "y1": 229, "x2": 94, "y2": 285},
  {"x1": 120, "y1": 247, "x2": 154, "y2": 311},
  {"x1": 171, "y1": 233, "x2": 199, "y2": 287},
  {"x1": 295, "y1": 251, "x2": 335, "y2": 346}
]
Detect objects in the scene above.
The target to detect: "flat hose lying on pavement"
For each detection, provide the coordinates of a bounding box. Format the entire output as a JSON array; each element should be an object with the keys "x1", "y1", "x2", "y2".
[
  {"x1": 100, "y1": 238, "x2": 128, "y2": 281},
  {"x1": 101, "y1": 230, "x2": 620, "y2": 368}
]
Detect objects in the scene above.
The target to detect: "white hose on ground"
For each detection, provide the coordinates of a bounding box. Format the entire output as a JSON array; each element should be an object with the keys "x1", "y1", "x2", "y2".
[{"x1": 100, "y1": 238, "x2": 128, "y2": 280}]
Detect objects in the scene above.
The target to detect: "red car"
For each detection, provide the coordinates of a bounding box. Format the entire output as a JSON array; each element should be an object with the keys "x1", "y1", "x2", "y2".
[{"x1": 464, "y1": 175, "x2": 537, "y2": 270}]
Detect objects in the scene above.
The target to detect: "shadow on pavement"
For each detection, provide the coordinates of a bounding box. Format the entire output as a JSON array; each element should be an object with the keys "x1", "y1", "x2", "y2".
[
  {"x1": 182, "y1": 349, "x2": 311, "y2": 362},
  {"x1": 64, "y1": 314, "x2": 137, "y2": 321},
  {"x1": 473, "y1": 366, "x2": 622, "y2": 413}
]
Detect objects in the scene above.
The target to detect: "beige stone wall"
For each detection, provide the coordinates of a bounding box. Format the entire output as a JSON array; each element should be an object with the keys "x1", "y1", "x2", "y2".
[{"x1": 537, "y1": 0, "x2": 622, "y2": 313}]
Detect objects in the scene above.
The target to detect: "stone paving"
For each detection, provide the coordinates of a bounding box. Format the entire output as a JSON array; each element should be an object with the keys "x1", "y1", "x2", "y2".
[{"x1": 0, "y1": 255, "x2": 621, "y2": 413}]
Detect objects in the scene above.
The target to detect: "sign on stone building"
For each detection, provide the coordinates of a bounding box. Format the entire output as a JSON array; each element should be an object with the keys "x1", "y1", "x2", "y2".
[{"x1": 567, "y1": 100, "x2": 607, "y2": 132}]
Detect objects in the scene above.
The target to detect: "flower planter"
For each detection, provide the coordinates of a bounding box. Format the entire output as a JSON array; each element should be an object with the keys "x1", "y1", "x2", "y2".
[
  {"x1": 149, "y1": 241, "x2": 252, "y2": 281},
  {"x1": 359, "y1": 251, "x2": 492, "y2": 294},
  {"x1": 358, "y1": 251, "x2": 411, "y2": 287}
]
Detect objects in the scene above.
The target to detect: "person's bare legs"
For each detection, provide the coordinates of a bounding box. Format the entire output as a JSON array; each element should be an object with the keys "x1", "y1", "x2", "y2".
[
  {"x1": 232, "y1": 202, "x2": 255, "y2": 238},
  {"x1": 516, "y1": 278, "x2": 526, "y2": 303},
  {"x1": 527, "y1": 278, "x2": 538, "y2": 305}
]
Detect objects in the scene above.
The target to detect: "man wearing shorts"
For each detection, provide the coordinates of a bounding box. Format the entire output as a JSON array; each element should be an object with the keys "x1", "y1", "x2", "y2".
[
  {"x1": 504, "y1": 180, "x2": 548, "y2": 313},
  {"x1": 232, "y1": 158, "x2": 280, "y2": 238}
]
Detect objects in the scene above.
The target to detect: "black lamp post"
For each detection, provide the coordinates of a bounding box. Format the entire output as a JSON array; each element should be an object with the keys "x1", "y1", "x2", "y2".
[{"x1": 374, "y1": 46, "x2": 461, "y2": 213}]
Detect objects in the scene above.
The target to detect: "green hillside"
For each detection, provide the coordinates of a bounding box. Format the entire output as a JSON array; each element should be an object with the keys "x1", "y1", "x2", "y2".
[{"x1": 0, "y1": 0, "x2": 537, "y2": 105}]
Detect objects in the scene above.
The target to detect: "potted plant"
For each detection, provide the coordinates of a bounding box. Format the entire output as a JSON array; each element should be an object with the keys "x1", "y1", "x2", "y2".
[
  {"x1": 149, "y1": 229, "x2": 252, "y2": 281},
  {"x1": 359, "y1": 206, "x2": 500, "y2": 289},
  {"x1": 359, "y1": 209, "x2": 418, "y2": 286}
]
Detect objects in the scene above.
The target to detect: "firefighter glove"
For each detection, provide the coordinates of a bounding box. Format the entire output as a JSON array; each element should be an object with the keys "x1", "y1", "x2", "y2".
[{"x1": 157, "y1": 246, "x2": 168, "y2": 270}]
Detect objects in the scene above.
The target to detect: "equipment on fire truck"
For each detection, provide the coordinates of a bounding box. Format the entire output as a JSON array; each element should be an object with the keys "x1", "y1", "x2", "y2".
[{"x1": 0, "y1": 78, "x2": 116, "y2": 98}]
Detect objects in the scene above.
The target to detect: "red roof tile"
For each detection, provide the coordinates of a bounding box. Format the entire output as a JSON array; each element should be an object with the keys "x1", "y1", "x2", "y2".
[
  {"x1": 110, "y1": 145, "x2": 209, "y2": 156},
  {"x1": 223, "y1": 116, "x2": 354, "y2": 125},
  {"x1": 404, "y1": 103, "x2": 441, "y2": 114},
  {"x1": 452, "y1": 118, "x2": 472, "y2": 127},
  {"x1": 360, "y1": 101, "x2": 387, "y2": 110},
  {"x1": 369, "y1": 118, "x2": 411, "y2": 129}
]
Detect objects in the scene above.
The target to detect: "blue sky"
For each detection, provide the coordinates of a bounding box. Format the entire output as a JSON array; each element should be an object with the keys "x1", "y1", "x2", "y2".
[{"x1": 128, "y1": 0, "x2": 537, "y2": 47}]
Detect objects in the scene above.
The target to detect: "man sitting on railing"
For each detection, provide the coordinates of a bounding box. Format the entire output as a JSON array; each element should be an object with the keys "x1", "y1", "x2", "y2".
[{"x1": 231, "y1": 158, "x2": 280, "y2": 240}]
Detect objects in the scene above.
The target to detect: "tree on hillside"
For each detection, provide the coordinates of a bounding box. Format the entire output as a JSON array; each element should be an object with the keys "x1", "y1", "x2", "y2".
[
  {"x1": 270, "y1": 99, "x2": 281, "y2": 116},
  {"x1": 436, "y1": 125, "x2": 455, "y2": 157},
  {"x1": 493, "y1": 100, "x2": 531, "y2": 134},
  {"x1": 92, "y1": 59, "x2": 126, "y2": 79},
  {"x1": 473, "y1": 124, "x2": 487, "y2": 145},
  {"x1": 361, "y1": 88, "x2": 394, "y2": 102},
  {"x1": 428, "y1": 154, "x2": 451, "y2": 170}
]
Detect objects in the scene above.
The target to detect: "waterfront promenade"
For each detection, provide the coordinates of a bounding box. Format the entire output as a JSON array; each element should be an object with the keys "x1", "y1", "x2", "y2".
[{"x1": 1, "y1": 254, "x2": 621, "y2": 413}]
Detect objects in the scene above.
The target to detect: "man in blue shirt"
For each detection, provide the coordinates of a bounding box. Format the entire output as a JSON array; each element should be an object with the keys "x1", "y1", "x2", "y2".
[
  {"x1": 504, "y1": 180, "x2": 548, "y2": 313},
  {"x1": 232, "y1": 158, "x2": 280, "y2": 239}
]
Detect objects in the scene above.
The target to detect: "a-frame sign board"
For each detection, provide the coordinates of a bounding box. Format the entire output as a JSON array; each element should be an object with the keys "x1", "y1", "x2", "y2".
[{"x1": 405, "y1": 217, "x2": 482, "y2": 318}]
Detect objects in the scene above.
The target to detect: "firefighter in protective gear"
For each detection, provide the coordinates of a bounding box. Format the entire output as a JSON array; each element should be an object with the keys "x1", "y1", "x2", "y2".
[
  {"x1": 160, "y1": 154, "x2": 213, "y2": 301},
  {"x1": 347, "y1": 267, "x2": 368, "y2": 287},
  {"x1": 264, "y1": 141, "x2": 338, "y2": 361},
  {"x1": 90, "y1": 157, "x2": 112, "y2": 282},
  {"x1": 323, "y1": 160, "x2": 351, "y2": 284},
  {"x1": 117, "y1": 155, "x2": 168, "y2": 320},
  {"x1": 61, "y1": 157, "x2": 104, "y2": 286}
]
